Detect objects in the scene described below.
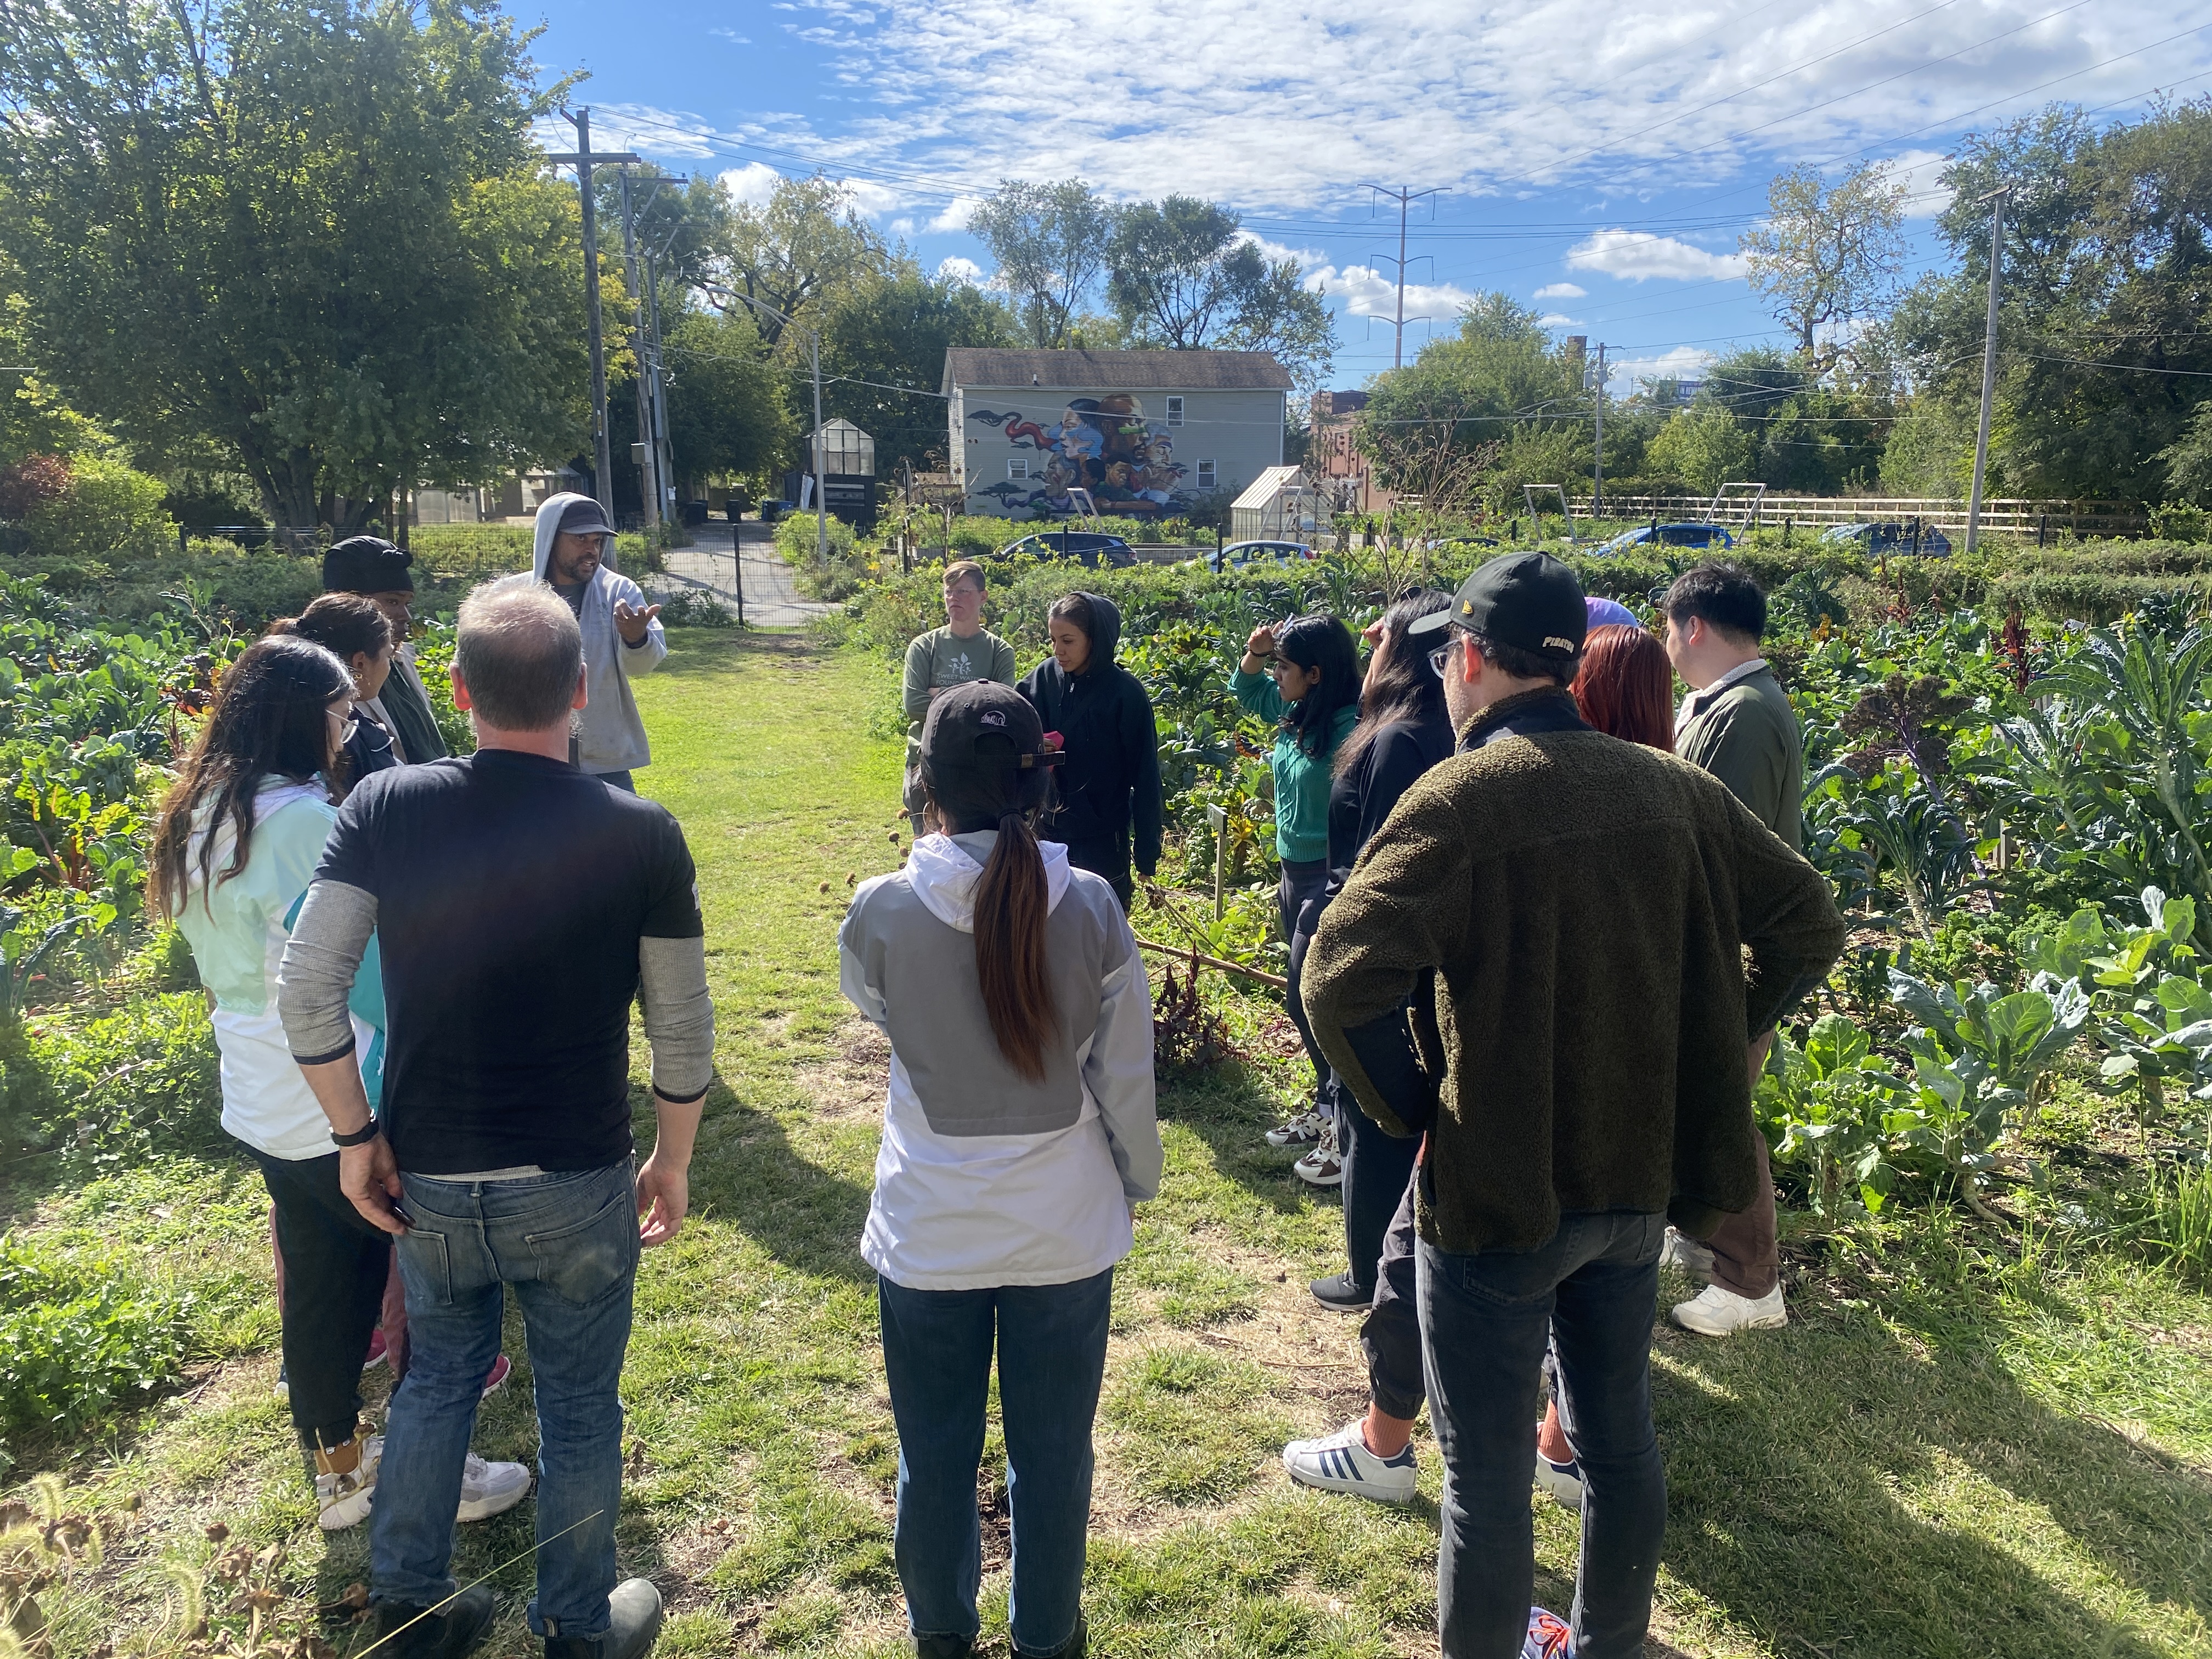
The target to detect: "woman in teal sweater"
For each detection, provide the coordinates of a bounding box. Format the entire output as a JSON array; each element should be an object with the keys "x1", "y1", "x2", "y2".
[{"x1": 1231, "y1": 613, "x2": 1362, "y2": 1156}]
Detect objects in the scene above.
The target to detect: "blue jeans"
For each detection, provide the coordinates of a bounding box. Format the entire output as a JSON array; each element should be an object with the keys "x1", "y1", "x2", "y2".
[
  {"x1": 377, "y1": 1161, "x2": 639, "y2": 1639},
  {"x1": 878, "y1": 1269, "x2": 1113, "y2": 1657},
  {"x1": 1418, "y1": 1211, "x2": 1669, "y2": 1659}
]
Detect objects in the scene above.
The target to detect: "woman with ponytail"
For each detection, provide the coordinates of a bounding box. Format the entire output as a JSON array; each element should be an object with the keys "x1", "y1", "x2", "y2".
[{"x1": 840, "y1": 681, "x2": 1161, "y2": 1659}]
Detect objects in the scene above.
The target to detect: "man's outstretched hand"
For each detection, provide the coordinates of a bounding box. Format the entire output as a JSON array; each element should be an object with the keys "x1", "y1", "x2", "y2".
[{"x1": 614, "y1": 600, "x2": 663, "y2": 645}]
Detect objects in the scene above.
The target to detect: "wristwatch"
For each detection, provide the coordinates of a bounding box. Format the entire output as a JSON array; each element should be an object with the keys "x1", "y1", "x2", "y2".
[{"x1": 330, "y1": 1118, "x2": 382, "y2": 1148}]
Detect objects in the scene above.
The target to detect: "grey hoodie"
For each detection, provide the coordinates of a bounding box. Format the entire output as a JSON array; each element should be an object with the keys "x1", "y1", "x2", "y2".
[{"x1": 532, "y1": 493, "x2": 667, "y2": 774}]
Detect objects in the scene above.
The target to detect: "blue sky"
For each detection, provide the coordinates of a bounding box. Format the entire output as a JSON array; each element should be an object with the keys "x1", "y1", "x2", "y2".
[{"x1": 522, "y1": 0, "x2": 2212, "y2": 395}]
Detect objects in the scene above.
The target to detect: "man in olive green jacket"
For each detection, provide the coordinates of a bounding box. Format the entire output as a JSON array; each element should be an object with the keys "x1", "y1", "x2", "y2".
[
  {"x1": 1303, "y1": 553, "x2": 1844, "y2": 1659},
  {"x1": 1663, "y1": 562, "x2": 1804, "y2": 1337}
]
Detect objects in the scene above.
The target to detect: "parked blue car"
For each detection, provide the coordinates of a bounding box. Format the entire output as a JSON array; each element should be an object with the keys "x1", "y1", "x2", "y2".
[
  {"x1": 1819, "y1": 521, "x2": 1953, "y2": 557},
  {"x1": 1594, "y1": 522, "x2": 1736, "y2": 557}
]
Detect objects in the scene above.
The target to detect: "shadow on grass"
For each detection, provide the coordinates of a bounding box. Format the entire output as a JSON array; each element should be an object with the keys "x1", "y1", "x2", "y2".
[
  {"x1": 1156, "y1": 1060, "x2": 1346, "y2": 1222},
  {"x1": 647, "y1": 624, "x2": 823, "y2": 681},
  {"x1": 1650, "y1": 1264, "x2": 2210, "y2": 1658},
  {"x1": 662, "y1": 1081, "x2": 873, "y2": 1288}
]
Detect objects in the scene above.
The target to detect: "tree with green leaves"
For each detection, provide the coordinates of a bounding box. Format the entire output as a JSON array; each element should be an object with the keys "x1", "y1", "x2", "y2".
[
  {"x1": 1357, "y1": 293, "x2": 1571, "y2": 470},
  {"x1": 1104, "y1": 197, "x2": 1335, "y2": 390},
  {"x1": 713, "y1": 173, "x2": 890, "y2": 348},
  {"x1": 970, "y1": 180, "x2": 1113, "y2": 349},
  {"x1": 0, "y1": 0, "x2": 594, "y2": 534},
  {"x1": 820, "y1": 268, "x2": 1018, "y2": 475},
  {"x1": 1740, "y1": 162, "x2": 1908, "y2": 375},
  {"x1": 649, "y1": 304, "x2": 795, "y2": 490}
]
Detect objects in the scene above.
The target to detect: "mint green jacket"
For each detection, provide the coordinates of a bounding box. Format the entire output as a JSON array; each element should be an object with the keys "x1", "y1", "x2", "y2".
[{"x1": 1230, "y1": 667, "x2": 1357, "y2": 864}]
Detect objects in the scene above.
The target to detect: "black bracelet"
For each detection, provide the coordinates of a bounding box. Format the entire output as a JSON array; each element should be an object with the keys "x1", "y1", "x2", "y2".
[{"x1": 330, "y1": 1119, "x2": 381, "y2": 1148}]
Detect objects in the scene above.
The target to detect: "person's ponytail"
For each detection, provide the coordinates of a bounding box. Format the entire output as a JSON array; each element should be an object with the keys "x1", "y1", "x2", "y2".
[{"x1": 973, "y1": 805, "x2": 1057, "y2": 1081}]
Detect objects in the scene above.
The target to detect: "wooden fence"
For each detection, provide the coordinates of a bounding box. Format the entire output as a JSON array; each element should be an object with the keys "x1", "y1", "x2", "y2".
[{"x1": 1567, "y1": 494, "x2": 2149, "y2": 538}]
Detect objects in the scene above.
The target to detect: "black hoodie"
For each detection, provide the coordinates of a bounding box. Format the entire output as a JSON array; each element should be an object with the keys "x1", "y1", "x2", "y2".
[{"x1": 1017, "y1": 593, "x2": 1165, "y2": 876}]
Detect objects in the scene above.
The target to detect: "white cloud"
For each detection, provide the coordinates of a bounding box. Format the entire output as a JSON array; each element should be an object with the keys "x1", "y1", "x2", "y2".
[
  {"x1": 710, "y1": 27, "x2": 751, "y2": 42},
  {"x1": 889, "y1": 217, "x2": 915, "y2": 235},
  {"x1": 719, "y1": 163, "x2": 781, "y2": 209},
  {"x1": 936, "y1": 255, "x2": 985, "y2": 286},
  {"x1": 1243, "y1": 232, "x2": 1330, "y2": 274},
  {"x1": 1534, "y1": 283, "x2": 1587, "y2": 300},
  {"x1": 731, "y1": 0, "x2": 2207, "y2": 211},
  {"x1": 1303, "y1": 262, "x2": 1482, "y2": 324},
  {"x1": 1886, "y1": 148, "x2": 1955, "y2": 219},
  {"x1": 1612, "y1": 345, "x2": 1716, "y2": 396},
  {"x1": 1537, "y1": 313, "x2": 1583, "y2": 327},
  {"x1": 928, "y1": 196, "x2": 981, "y2": 233},
  {"x1": 844, "y1": 178, "x2": 903, "y2": 217},
  {"x1": 1567, "y1": 229, "x2": 1748, "y2": 283}
]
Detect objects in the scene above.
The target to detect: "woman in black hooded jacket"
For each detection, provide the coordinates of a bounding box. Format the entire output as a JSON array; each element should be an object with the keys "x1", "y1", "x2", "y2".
[{"x1": 1017, "y1": 592, "x2": 1163, "y2": 910}]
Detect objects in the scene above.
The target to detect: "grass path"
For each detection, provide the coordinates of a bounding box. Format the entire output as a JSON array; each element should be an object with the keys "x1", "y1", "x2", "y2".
[{"x1": 8, "y1": 627, "x2": 2212, "y2": 1657}]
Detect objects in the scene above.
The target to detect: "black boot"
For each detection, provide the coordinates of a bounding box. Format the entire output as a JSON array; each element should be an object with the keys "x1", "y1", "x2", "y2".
[
  {"x1": 1017, "y1": 1614, "x2": 1087, "y2": 1659},
  {"x1": 914, "y1": 1634, "x2": 975, "y2": 1658},
  {"x1": 544, "y1": 1578, "x2": 663, "y2": 1659},
  {"x1": 368, "y1": 1586, "x2": 496, "y2": 1659}
]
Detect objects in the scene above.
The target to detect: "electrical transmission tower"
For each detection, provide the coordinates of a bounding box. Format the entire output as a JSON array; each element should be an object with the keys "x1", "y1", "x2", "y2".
[{"x1": 1364, "y1": 185, "x2": 1447, "y2": 369}]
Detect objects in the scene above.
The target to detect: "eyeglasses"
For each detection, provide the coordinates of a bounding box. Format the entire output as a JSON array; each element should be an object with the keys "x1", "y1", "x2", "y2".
[
  {"x1": 1427, "y1": 642, "x2": 1457, "y2": 679},
  {"x1": 328, "y1": 706, "x2": 358, "y2": 746}
]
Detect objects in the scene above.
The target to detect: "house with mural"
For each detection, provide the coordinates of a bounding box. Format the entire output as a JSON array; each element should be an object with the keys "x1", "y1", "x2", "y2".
[{"x1": 941, "y1": 348, "x2": 1291, "y2": 520}]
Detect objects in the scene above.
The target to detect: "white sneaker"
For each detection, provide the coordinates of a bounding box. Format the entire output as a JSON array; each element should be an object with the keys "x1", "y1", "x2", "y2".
[
  {"x1": 1293, "y1": 1122, "x2": 1344, "y2": 1187},
  {"x1": 1672, "y1": 1280, "x2": 1787, "y2": 1336},
  {"x1": 1265, "y1": 1109, "x2": 1327, "y2": 1148},
  {"x1": 1659, "y1": 1227, "x2": 1716, "y2": 1280},
  {"x1": 455, "y1": 1452, "x2": 532, "y2": 1522},
  {"x1": 1533, "y1": 1449, "x2": 1584, "y2": 1511},
  {"x1": 1282, "y1": 1419, "x2": 1418, "y2": 1504},
  {"x1": 314, "y1": 1431, "x2": 382, "y2": 1532}
]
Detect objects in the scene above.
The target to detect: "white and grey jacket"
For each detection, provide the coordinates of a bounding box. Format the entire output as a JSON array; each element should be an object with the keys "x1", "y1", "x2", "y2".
[
  {"x1": 532, "y1": 492, "x2": 667, "y2": 775},
  {"x1": 839, "y1": 831, "x2": 1161, "y2": 1290}
]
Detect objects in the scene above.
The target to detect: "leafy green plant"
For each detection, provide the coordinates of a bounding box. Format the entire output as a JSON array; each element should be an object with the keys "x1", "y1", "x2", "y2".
[
  {"x1": 1759, "y1": 1013, "x2": 1908, "y2": 1215},
  {"x1": 0, "y1": 1232, "x2": 191, "y2": 1440},
  {"x1": 1885, "y1": 965, "x2": 2091, "y2": 1219}
]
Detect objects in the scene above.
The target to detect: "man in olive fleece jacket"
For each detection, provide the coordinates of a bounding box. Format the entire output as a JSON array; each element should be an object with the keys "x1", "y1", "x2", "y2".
[{"x1": 1300, "y1": 552, "x2": 1844, "y2": 1659}]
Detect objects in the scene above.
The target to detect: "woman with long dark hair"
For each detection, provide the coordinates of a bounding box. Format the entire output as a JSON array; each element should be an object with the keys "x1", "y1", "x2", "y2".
[
  {"x1": 1231, "y1": 612, "x2": 1362, "y2": 1155},
  {"x1": 842, "y1": 681, "x2": 1161, "y2": 1659},
  {"x1": 269, "y1": 594, "x2": 401, "y2": 785},
  {"x1": 150, "y1": 636, "x2": 527, "y2": 1535}
]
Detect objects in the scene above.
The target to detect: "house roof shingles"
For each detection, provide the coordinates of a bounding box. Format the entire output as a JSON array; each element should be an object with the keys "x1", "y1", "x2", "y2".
[{"x1": 942, "y1": 348, "x2": 1293, "y2": 395}]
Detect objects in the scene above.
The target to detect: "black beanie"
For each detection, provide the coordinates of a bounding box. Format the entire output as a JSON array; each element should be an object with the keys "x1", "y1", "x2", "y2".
[{"x1": 323, "y1": 536, "x2": 415, "y2": 596}]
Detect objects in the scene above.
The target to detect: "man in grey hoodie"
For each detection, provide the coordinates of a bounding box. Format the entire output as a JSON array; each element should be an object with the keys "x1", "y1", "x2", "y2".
[{"x1": 531, "y1": 494, "x2": 666, "y2": 791}]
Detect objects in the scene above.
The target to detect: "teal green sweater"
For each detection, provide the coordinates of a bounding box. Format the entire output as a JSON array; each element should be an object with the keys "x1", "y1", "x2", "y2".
[{"x1": 1231, "y1": 667, "x2": 1357, "y2": 863}]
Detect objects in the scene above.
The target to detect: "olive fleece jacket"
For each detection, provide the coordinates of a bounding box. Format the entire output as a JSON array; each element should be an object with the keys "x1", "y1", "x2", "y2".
[{"x1": 1302, "y1": 689, "x2": 1846, "y2": 1255}]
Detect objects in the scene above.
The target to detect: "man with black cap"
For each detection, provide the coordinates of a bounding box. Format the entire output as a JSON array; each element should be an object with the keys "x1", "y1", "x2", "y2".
[
  {"x1": 323, "y1": 537, "x2": 449, "y2": 766},
  {"x1": 530, "y1": 493, "x2": 665, "y2": 792},
  {"x1": 1302, "y1": 553, "x2": 1844, "y2": 1659}
]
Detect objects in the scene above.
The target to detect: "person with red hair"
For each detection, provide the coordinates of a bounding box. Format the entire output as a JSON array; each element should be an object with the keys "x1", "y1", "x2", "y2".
[{"x1": 1572, "y1": 623, "x2": 1675, "y2": 752}]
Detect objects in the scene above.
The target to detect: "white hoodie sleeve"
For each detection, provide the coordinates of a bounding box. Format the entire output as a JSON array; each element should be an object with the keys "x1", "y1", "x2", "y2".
[
  {"x1": 838, "y1": 883, "x2": 890, "y2": 1032},
  {"x1": 1084, "y1": 932, "x2": 1163, "y2": 1204}
]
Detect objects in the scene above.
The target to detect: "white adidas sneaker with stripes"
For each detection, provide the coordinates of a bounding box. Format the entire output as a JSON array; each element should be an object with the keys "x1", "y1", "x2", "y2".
[{"x1": 1282, "y1": 1419, "x2": 1418, "y2": 1504}]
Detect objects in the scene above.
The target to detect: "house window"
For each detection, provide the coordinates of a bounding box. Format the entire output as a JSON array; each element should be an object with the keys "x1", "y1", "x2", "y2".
[
  {"x1": 1008, "y1": 457, "x2": 1029, "y2": 481},
  {"x1": 1196, "y1": 459, "x2": 1216, "y2": 489},
  {"x1": 1166, "y1": 396, "x2": 1185, "y2": 427}
]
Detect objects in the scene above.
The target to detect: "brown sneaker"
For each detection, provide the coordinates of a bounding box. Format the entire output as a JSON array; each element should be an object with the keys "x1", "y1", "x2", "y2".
[{"x1": 313, "y1": 1428, "x2": 381, "y2": 1531}]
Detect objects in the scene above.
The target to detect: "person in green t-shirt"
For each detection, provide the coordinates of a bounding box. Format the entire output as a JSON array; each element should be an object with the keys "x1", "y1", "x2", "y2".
[{"x1": 903, "y1": 560, "x2": 1017, "y2": 833}]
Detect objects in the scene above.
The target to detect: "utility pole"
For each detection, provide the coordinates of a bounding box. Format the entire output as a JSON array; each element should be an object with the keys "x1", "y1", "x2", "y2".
[
  {"x1": 1591, "y1": 342, "x2": 1607, "y2": 520},
  {"x1": 616, "y1": 168, "x2": 659, "y2": 532},
  {"x1": 1365, "y1": 185, "x2": 1446, "y2": 369},
  {"x1": 1965, "y1": 187, "x2": 2010, "y2": 556},
  {"x1": 547, "y1": 110, "x2": 639, "y2": 522},
  {"x1": 646, "y1": 224, "x2": 682, "y2": 522}
]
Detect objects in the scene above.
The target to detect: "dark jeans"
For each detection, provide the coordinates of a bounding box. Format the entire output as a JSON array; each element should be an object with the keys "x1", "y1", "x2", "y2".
[
  {"x1": 1418, "y1": 1212, "x2": 1669, "y2": 1659},
  {"x1": 878, "y1": 1269, "x2": 1113, "y2": 1658},
  {"x1": 1339, "y1": 1099, "x2": 1419, "y2": 1298},
  {"x1": 253, "y1": 1149, "x2": 392, "y2": 1451},
  {"x1": 1362, "y1": 1167, "x2": 1425, "y2": 1421},
  {"x1": 1063, "y1": 834, "x2": 1134, "y2": 911},
  {"x1": 1278, "y1": 857, "x2": 1334, "y2": 1116},
  {"x1": 377, "y1": 1161, "x2": 639, "y2": 1639}
]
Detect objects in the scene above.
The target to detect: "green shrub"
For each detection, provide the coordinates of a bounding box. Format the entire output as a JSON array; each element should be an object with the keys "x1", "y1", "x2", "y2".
[
  {"x1": 773, "y1": 511, "x2": 857, "y2": 567},
  {"x1": 0, "y1": 1231, "x2": 191, "y2": 1441},
  {"x1": 18, "y1": 456, "x2": 173, "y2": 566},
  {"x1": 0, "y1": 992, "x2": 223, "y2": 1166}
]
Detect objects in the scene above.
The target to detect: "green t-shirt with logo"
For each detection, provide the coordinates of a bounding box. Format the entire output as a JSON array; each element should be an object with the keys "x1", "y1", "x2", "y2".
[{"x1": 902, "y1": 626, "x2": 1018, "y2": 795}]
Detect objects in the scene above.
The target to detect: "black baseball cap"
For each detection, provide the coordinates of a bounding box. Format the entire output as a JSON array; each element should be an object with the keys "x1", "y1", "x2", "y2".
[
  {"x1": 557, "y1": 498, "x2": 616, "y2": 539},
  {"x1": 1406, "y1": 552, "x2": 1588, "y2": 661},
  {"x1": 323, "y1": 536, "x2": 414, "y2": 596},
  {"x1": 919, "y1": 680, "x2": 1062, "y2": 781}
]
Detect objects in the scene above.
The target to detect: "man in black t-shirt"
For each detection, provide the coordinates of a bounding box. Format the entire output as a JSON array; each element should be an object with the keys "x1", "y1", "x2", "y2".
[{"x1": 281, "y1": 573, "x2": 713, "y2": 1659}]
